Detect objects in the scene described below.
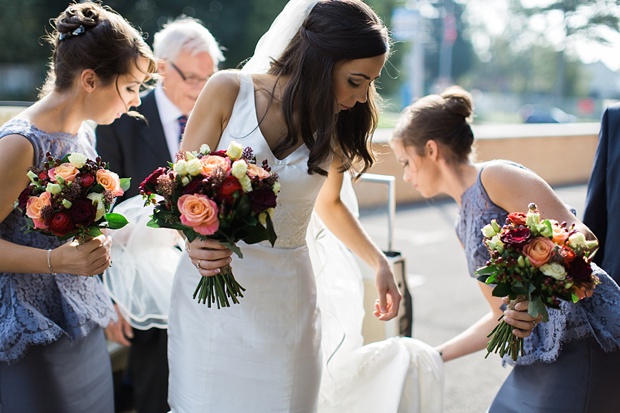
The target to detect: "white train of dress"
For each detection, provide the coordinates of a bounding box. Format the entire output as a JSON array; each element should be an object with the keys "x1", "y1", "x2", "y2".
[{"x1": 309, "y1": 177, "x2": 444, "y2": 413}]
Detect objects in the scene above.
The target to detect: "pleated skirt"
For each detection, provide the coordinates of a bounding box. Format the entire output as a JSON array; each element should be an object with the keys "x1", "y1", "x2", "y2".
[
  {"x1": 0, "y1": 327, "x2": 113, "y2": 413},
  {"x1": 490, "y1": 338, "x2": 620, "y2": 413}
]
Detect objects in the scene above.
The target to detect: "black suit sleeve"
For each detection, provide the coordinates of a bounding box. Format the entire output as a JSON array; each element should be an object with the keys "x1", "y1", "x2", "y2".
[
  {"x1": 96, "y1": 122, "x2": 126, "y2": 179},
  {"x1": 583, "y1": 107, "x2": 616, "y2": 266}
]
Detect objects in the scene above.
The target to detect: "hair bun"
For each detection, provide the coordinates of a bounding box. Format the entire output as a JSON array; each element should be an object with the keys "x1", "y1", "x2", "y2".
[
  {"x1": 441, "y1": 86, "x2": 473, "y2": 119},
  {"x1": 56, "y1": 4, "x2": 99, "y2": 37}
]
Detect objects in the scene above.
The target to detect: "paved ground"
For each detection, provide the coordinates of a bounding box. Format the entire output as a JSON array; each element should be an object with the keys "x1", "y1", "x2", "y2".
[{"x1": 357, "y1": 183, "x2": 588, "y2": 413}]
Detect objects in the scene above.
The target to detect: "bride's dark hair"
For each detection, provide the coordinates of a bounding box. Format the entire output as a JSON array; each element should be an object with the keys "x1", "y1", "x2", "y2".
[{"x1": 268, "y1": 0, "x2": 389, "y2": 176}]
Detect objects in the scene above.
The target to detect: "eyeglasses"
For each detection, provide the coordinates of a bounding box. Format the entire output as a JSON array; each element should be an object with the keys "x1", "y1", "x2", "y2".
[{"x1": 168, "y1": 61, "x2": 209, "y2": 86}]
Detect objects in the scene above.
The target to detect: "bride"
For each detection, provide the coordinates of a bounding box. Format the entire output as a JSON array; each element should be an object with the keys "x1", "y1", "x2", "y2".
[{"x1": 164, "y1": 0, "x2": 440, "y2": 411}]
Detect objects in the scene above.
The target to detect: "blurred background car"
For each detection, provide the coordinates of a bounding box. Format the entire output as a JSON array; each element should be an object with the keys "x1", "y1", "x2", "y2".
[{"x1": 519, "y1": 104, "x2": 578, "y2": 123}]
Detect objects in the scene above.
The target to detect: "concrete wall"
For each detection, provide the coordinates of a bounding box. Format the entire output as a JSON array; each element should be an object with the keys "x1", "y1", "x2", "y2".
[
  {"x1": 354, "y1": 122, "x2": 600, "y2": 208},
  {"x1": 1, "y1": 104, "x2": 600, "y2": 208}
]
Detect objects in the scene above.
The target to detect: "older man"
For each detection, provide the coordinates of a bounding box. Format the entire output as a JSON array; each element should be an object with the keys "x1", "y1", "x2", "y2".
[{"x1": 96, "y1": 17, "x2": 224, "y2": 413}]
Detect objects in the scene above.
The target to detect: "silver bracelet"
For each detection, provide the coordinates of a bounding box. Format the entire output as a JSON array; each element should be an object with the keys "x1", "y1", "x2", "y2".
[{"x1": 47, "y1": 249, "x2": 57, "y2": 275}]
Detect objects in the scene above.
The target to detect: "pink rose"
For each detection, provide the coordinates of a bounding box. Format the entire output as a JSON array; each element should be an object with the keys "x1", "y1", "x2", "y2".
[
  {"x1": 96, "y1": 169, "x2": 124, "y2": 196},
  {"x1": 246, "y1": 163, "x2": 270, "y2": 180},
  {"x1": 26, "y1": 191, "x2": 52, "y2": 229},
  {"x1": 523, "y1": 237, "x2": 555, "y2": 268},
  {"x1": 177, "y1": 194, "x2": 220, "y2": 235},
  {"x1": 49, "y1": 163, "x2": 79, "y2": 183},
  {"x1": 200, "y1": 155, "x2": 231, "y2": 177}
]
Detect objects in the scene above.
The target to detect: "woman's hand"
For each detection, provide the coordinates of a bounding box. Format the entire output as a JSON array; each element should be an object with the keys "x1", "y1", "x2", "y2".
[
  {"x1": 372, "y1": 261, "x2": 402, "y2": 321},
  {"x1": 185, "y1": 238, "x2": 233, "y2": 277},
  {"x1": 105, "y1": 304, "x2": 133, "y2": 347},
  {"x1": 52, "y1": 235, "x2": 112, "y2": 276},
  {"x1": 503, "y1": 298, "x2": 543, "y2": 338}
]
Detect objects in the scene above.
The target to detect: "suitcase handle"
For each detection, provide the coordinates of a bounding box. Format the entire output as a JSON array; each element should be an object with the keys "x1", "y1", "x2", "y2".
[{"x1": 359, "y1": 173, "x2": 395, "y2": 253}]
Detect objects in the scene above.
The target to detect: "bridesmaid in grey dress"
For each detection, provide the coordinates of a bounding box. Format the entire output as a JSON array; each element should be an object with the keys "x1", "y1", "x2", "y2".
[
  {"x1": 390, "y1": 86, "x2": 620, "y2": 412},
  {"x1": 0, "y1": 3, "x2": 156, "y2": 412}
]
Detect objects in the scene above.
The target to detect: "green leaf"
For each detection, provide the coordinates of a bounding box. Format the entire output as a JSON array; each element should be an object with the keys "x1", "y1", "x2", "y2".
[
  {"x1": 105, "y1": 212, "x2": 129, "y2": 229},
  {"x1": 120, "y1": 177, "x2": 131, "y2": 192},
  {"x1": 491, "y1": 282, "x2": 511, "y2": 297},
  {"x1": 87, "y1": 227, "x2": 103, "y2": 237},
  {"x1": 146, "y1": 218, "x2": 161, "y2": 228},
  {"x1": 221, "y1": 241, "x2": 243, "y2": 258},
  {"x1": 528, "y1": 297, "x2": 549, "y2": 322}
]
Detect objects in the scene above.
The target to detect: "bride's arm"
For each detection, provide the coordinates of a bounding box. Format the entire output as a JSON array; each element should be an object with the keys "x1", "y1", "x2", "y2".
[
  {"x1": 180, "y1": 70, "x2": 241, "y2": 153},
  {"x1": 314, "y1": 156, "x2": 401, "y2": 321}
]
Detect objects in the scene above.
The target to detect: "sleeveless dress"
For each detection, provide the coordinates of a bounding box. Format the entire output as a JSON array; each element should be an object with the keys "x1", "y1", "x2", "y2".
[
  {"x1": 0, "y1": 118, "x2": 116, "y2": 412},
  {"x1": 457, "y1": 160, "x2": 620, "y2": 412},
  {"x1": 168, "y1": 73, "x2": 327, "y2": 412}
]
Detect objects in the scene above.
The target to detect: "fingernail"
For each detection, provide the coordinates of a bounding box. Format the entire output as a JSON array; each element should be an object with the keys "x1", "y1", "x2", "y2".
[
  {"x1": 381, "y1": 306, "x2": 387, "y2": 313},
  {"x1": 504, "y1": 317, "x2": 512, "y2": 323}
]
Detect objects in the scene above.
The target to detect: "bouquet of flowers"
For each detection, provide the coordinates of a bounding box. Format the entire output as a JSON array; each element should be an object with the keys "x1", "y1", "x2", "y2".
[
  {"x1": 16, "y1": 152, "x2": 129, "y2": 243},
  {"x1": 475, "y1": 203, "x2": 600, "y2": 361},
  {"x1": 140, "y1": 141, "x2": 279, "y2": 308}
]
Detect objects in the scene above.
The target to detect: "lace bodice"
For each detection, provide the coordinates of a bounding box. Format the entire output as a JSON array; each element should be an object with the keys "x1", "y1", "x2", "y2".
[
  {"x1": 217, "y1": 72, "x2": 328, "y2": 249},
  {"x1": 456, "y1": 160, "x2": 620, "y2": 366},
  {"x1": 0, "y1": 118, "x2": 115, "y2": 364}
]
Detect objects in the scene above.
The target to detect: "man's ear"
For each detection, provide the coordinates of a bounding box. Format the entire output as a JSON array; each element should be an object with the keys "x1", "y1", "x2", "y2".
[{"x1": 80, "y1": 69, "x2": 97, "y2": 92}]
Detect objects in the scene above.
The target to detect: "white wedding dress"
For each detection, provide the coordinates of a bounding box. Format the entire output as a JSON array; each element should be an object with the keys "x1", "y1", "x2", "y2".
[{"x1": 167, "y1": 72, "x2": 328, "y2": 412}]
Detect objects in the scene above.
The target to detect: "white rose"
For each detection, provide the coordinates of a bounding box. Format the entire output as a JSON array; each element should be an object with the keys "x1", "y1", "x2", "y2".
[
  {"x1": 231, "y1": 160, "x2": 248, "y2": 180},
  {"x1": 226, "y1": 141, "x2": 244, "y2": 160},
  {"x1": 568, "y1": 232, "x2": 587, "y2": 249},
  {"x1": 239, "y1": 175, "x2": 252, "y2": 192},
  {"x1": 540, "y1": 262, "x2": 567, "y2": 280},
  {"x1": 200, "y1": 144, "x2": 211, "y2": 155},
  {"x1": 186, "y1": 158, "x2": 202, "y2": 176},
  {"x1": 68, "y1": 153, "x2": 87, "y2": 168},
  {"x1": 46, "y1": 183, "x2": 62, "y2": 194},
  {"x1": 87, "y1": 192, "x2": 106, "y2": 220},
  {"x1": 174, "y1": 160, "x2": 188, "y2": 176}
]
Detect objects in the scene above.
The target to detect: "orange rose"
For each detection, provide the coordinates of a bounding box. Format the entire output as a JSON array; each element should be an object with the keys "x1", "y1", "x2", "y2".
[
  {"x1": 200, "y1": 155, "x2": 231, "y2": 177},
  {"x1": 177, "y1": 194, "x2": 219, "y2": 235},
  {"x1": 49, "y1": 163, "x2": 79, "y2": 183},
  {"x1": 246, "y1": 163, "x2": 270, "y2": 180},
  {"x1": 26, "y1": 191, "x2": 52, "y2": 229},
  {"x1": 96, "y1": 169, "x2": 124, "y2": 196},
  {"x1": 550, "y1": 220, "x2": 569, "y2": 245},
  {"x1": 523, "y1": 237, "x2": 555, "y2": 268}
]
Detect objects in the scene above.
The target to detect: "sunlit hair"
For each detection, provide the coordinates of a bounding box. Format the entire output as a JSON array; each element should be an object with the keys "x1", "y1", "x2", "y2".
[
  {"x1": 153, "y1": 16, "x2": 225, "y2": 72},
  {"x1": 267, "y1": 0, "x2": 390, "y2": 176},
  {"x1": 40, "y1": 1, "x2": 156, "y2": 99},
  {"x1": 392, "y1": 86, "x2": 475, "y2": 164}
]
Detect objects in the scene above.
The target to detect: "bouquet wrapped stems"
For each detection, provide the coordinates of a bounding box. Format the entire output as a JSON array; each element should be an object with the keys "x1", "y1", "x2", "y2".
[
  {"x1": 193, "y1": 264, "x2": 246, "y2": 308},
  {"x1": 485, "y1": 295, "x2": 526, "y2": 362}
]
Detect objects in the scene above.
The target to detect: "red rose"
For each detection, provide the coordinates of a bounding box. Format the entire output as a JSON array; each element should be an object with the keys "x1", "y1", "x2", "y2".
[
  {"x1": 17, "y1": 187, "x2": 33, "y2": 211},
  {"x1": 139, "y1": 167, "x2": 166, "y2": 195},
  {"x1": 500, "y1": 226, "x2": 531, "y2": 248},
  {"x1": 48, "y1": 211, "x2": 75, "y2": 236},
  {"x1": 78, "y1": 173, "x2": 96, "y2": 188},
  {"x1": 248, "y1": 186, "x2": 277, "y2": 213},
  {"x1": 217, "y1": 176, "x2": 243, "y2": 205},
  {"x1": 211, "y1": 150, "x2": 228, "y2": 157},
  {"x1": 507, "y1": 212, "x2": 527, "y2": 226},
  {"x1": 70, "y1": 198, "x2": 97, "y2": 225},
  {"x1": 568, "y1": 257, "x2": 593, "y2": 284},
  {"x1": 182, "y1": 176, "x2": 205, "y2": 195}
]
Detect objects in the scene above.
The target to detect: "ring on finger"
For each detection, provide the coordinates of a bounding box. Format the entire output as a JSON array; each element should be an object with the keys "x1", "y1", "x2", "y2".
[
  {"x1": 532, "y1": 320, "x2": 537, "y2": 328},
  {"x1": 195, "y1": 260, "x2": 202, "y2": 270}
]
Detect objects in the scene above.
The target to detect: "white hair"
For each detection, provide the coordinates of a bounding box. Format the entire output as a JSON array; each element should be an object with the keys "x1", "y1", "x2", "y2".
[{"x1": 153, "y1": 17, "x2": 224, "y2": 70}]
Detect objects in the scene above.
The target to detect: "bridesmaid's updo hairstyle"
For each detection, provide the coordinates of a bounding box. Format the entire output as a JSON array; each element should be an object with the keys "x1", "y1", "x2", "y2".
[
  {"x1": 267, "y1": 0, "x2": 390, "y2": 176},
  {"x1": 392, "y1": 86, "x2": 475, "y2": 164},
  {"x1": 41, "y1": 2, "x2": 156, "y2": 96}
]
